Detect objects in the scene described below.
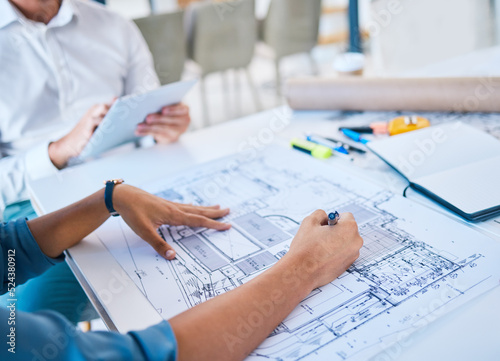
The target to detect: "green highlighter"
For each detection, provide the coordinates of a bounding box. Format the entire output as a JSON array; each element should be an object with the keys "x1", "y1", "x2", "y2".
[{"x1": 291, "y1": 138, "x2": 332, "y2": 159}]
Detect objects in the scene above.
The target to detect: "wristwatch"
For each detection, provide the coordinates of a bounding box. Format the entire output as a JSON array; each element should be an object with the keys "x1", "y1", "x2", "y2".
[{"x1": 104, "y1": 179, "x2": 124, "y2": 217}]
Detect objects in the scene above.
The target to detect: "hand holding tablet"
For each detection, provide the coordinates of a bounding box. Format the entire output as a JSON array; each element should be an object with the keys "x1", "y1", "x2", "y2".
[
  {"x1": 136, "y1": 103, "x2": 191, "y2": 144},
  {"x1": 77, "y1": 79, "x2": 197, "y2": 161}
]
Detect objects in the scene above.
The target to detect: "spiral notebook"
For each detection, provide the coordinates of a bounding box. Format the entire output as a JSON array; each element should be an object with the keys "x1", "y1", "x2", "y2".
[{"x1": 367, "y1": 122, "x2": 500, "y2": 222}]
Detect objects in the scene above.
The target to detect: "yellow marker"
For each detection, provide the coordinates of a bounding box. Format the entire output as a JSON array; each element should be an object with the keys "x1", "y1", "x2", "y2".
[
  {"x1": 388, "y1": 116, "x2": 430, "y2": 136},
  {"x1": 290, "y1": 138, "x2": 332, "y2": 159}
]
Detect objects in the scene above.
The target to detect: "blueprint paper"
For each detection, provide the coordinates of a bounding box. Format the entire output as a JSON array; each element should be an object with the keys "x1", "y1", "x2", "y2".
[{"x1": 96, "y1": 146, "x2": 500, "y2": 361}]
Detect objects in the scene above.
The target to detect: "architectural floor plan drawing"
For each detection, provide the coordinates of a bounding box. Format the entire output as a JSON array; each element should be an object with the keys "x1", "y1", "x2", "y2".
[{"x1": 96, "y1": 146, "x2": 500, "y2": 361}]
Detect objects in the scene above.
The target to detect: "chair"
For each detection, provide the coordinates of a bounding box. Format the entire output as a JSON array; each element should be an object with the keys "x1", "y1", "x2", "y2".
[
  {"x1": 260, "y1": 0, "x2": 322, "y2": 95},
  {"x1": 186, "y1": 0, "x2": 261, "y2": 125},
  {"x1": 134, "y1": 11, "x2": 187, "y2": 85}
]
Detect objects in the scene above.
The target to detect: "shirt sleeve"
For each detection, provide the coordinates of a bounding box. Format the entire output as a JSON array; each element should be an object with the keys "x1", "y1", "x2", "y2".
[
  {"x1": 0, "y1": 156, "x2": 27, "y2": 219},
  {"x1": 0, "y1": 143, "x2": 59, "y2": 220},
  {"x1": 0, "y1": 219, "x2": 178, "y2": 360},
  {"x1": 24, "y1": 141, "x2": 60, "y2": 183},
  {"x1": 0, "y1": 309, "x2": 177, "y2": 361},
  {"x1": 123, "y1": 19, "x2": 161, "y2": 95},
  {"x1": 0, "y1": 219, "x2": 64, "y2": 293}
]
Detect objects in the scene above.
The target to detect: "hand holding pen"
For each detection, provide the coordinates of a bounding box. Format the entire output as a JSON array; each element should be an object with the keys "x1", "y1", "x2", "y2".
[{"x1": 328, "y1": 211, "x2": 340, "y2": 226}]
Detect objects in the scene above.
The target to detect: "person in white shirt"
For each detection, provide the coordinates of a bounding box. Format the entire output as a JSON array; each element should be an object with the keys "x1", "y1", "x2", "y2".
[
  {"x1": 0, "y1": 0, "x2": 191, "y2": 324},
  {"x1": 0, "y1": 0, "x2": 191, "y2": 216}
]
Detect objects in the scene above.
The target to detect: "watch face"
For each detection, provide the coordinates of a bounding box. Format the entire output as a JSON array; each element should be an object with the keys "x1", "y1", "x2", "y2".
[{"x1": 104, "y1": 179, "x2": 125, "y2": 185}]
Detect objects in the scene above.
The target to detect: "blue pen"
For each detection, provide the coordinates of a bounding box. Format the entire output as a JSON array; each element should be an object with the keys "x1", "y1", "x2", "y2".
[
  {"x1": 328, "y1": 211, "x2": 340, "y2": 226},
  {"x1": 341, "y1": 128, "x2": 370, "y2": 145},
  {"x1": 306, "y1": 135, "x2": 353, "y2": 161}
]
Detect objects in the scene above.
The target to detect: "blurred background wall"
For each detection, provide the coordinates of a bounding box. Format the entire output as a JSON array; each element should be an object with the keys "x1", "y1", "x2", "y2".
[
  {"x1": 368, "y1": 0, "x2": 496, "y2": 75},
  {"x1": 97, "y1": 0, "x2": 500, "y2": 127}
]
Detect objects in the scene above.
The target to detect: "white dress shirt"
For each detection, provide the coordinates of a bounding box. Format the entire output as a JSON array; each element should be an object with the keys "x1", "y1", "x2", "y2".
[{"x1": 0, "y1": 0, "x2": 160, "y2": 218}]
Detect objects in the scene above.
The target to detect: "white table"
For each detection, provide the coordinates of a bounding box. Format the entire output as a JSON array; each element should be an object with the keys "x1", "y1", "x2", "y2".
[
  {"x1": 28, "y1": 106, "x2": 500, "y2": 360},
  {"x1": 28, "y1": 46, "x2": 500, "y2": 359}
]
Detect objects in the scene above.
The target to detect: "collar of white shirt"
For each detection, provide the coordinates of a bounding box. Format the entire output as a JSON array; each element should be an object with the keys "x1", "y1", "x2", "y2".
[{"x1": 0, "y1": 0, "x2": 76, "y2": 29}]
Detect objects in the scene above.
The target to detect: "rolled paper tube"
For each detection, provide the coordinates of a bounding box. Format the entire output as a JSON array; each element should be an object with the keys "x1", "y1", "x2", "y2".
[{"x1": 285, "y1": 77, "x2": 500, "y2": 113}]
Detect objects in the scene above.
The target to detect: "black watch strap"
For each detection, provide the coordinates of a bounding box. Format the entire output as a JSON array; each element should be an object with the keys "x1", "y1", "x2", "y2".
[{"x1": 104, "y1": 179, "x2": 124, "y2": 217}]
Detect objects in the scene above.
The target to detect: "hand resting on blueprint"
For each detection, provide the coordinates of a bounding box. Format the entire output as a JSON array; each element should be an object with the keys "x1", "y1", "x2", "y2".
[
  {"x1": 113, "y1": 184, "x2": 231, "y2": 260},
  {"x1": 27, "y1": 184, "x2": 230, "y2": 260}
]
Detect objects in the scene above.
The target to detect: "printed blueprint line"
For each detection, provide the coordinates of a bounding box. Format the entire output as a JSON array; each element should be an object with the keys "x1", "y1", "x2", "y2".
[{"x1": 96, "y1": 146, "x2": 500, "y2": 361}]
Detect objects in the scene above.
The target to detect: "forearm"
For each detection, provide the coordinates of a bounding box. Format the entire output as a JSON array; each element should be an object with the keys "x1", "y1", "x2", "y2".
[
  {"x1": 169, "y1": 254, "x2": 314, "y2": 361},
  {"x1": 27, "y1": 189, "x2": 110, "y2": 258}
]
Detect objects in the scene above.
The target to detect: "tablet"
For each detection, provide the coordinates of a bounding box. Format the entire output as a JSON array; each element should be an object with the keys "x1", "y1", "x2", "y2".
[{"x1": 78, "y1": 79, "x2": 197, "y2": 160}]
